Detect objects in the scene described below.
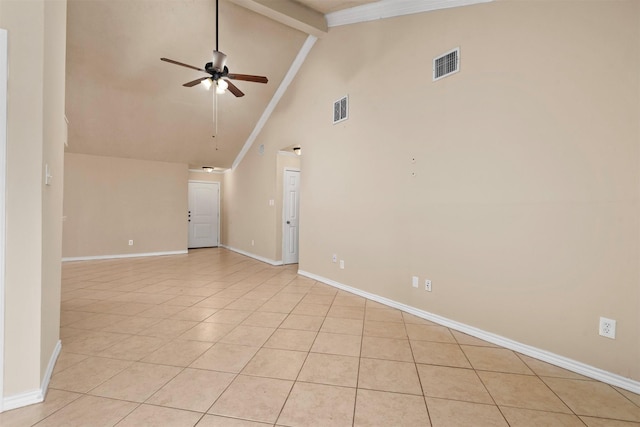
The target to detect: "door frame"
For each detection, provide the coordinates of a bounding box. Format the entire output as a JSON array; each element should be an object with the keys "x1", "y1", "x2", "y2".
[
  {"x1": 282, "y1": 168, "x2": 300, "y2": 265},
  {"x1": 187, "y1": 180, "x2": 220, "y2": 248},
  {"x1": 0, "y1": 28, "x2": 8, "y2": 412}
]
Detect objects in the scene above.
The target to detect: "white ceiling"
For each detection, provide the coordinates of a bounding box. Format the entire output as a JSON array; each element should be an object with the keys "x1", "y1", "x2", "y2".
[{"x1": 65, "y1": 0, "x2": 376, "y2": 169}]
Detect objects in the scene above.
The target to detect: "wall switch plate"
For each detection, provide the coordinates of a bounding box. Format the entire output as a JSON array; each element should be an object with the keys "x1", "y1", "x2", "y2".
[
  {"x1": 128, "y1": 240, "x2": 134, "y2": 246},
  {"x1": 269, "y1": 199, "x2": 275, "y2": 206},
  {"x1": 332, "y1": 254, "x2": 337, "y2": 263},
  {"x1": 339, "y1": 260, "x2": 345, "y2": 269},
  {"x1": 599, "y1": 317, "x2": 616, "y2": 339},
  {"x1": 425, "y1": 279, "x2": 432, "y2": 292},
  {"x1": 412, "y1": 276, "x2": 419, "y2": 288}
]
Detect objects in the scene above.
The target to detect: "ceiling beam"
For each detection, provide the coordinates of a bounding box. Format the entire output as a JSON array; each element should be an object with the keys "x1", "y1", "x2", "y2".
[{"x1": 227, "y1": 0, "x2": 328, "y2": 38}]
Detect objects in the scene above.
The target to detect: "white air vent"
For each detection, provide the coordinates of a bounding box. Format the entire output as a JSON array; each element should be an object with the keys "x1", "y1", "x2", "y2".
[
  {"x1": 333, "y1": 95, "x2": 348, "y2": 124},
  {"x1": 433, "y1": 48, "x2": 460, "y2": 81}
]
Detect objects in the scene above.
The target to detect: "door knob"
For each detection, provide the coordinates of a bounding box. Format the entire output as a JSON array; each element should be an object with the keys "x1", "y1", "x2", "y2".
[{"x1": 286, "y1": 221, "x2": 291, "y2": 224}]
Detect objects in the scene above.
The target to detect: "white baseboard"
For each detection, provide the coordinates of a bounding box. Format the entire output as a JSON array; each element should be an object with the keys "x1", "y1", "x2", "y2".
[
  {"x1": 62, "y1": 250, "x2": 188, "y2": 262},
  {"x1": 298, "y1": 270, "x2": 640, "y2": 395},
  {"x1": 220, "y1": 245, "x2": 283, "y2": 266},
  {"x1": 40, "y1": 340, "x2": 61, "y2": 399},
  {"x1": 2, "y1": 339, "x2": 61, "y2": 412}
]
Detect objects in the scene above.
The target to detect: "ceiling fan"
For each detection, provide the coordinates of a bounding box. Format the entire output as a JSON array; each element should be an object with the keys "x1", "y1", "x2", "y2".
[{"x1": 160, "y1": 0, "x2": 268, "y2": 98}]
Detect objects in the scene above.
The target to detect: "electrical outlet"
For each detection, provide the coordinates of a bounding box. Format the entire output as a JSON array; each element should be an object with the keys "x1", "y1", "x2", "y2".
[
  {"x1": 339, "y1": 260, "x2": 345, "y2": 269},
  {"x1": 332, "y1": 254, "x2": 337, "y2": 263},
  {"x1": 425, "y1": 279, "x2": 432, "y2": 292},
  {"x1": 599, "y1": 317, "x2": 616, "y2": 339},
  {"x1": 251, "y1": 240, "x2": 255, "y2": 246},
  {"x1": 128, "y1": 240, "x2": 133, "y2": 246},
  {"x1": 412, "y1": 276, "x2": 419, "y2": 288}
]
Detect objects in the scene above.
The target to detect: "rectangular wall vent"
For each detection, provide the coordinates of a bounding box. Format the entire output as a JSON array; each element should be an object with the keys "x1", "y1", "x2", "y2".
[
  {"x1": 433, "y1": 48, "x2": 460, "y2": 81},
  {"x1": 333, "y1": 95, "x2": 348, "y2": 124}
]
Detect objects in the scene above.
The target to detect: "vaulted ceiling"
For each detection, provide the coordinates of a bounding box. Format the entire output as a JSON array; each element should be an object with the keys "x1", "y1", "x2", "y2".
[{"x1": 65, "y1": 0, "x2": 377, "y2": 169}]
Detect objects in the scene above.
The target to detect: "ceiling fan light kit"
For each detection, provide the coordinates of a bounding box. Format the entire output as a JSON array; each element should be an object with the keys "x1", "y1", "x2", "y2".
[
  {"x1": 216, "y1": 78, "x2": 228, "y2": 94},
  {"x1": 200, "y1": 78, "x2": 213, "y2": 90}
]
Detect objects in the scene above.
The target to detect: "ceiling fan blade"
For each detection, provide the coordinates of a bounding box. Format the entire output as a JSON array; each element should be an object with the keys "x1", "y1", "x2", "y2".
[
  {"x1": 224, "y1": 79, "x2": 245, "y2": 97},
  {"x1": 161, "y1": 57, "x2": 207, "y2": 73},
  {"x1": 183, "y1": 77, "x2": 210, "y2": 87},
  {"x1": 227, "y1": 73, "x2": 268, "y2": 84}
]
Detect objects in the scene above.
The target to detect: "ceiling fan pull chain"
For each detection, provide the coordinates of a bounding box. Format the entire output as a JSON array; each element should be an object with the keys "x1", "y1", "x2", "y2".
[{"x1": 213, "y1": 88, "x2": 218, "y2": 140}]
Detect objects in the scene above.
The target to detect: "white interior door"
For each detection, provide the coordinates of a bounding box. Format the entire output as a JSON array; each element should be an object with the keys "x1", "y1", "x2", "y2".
[
  {"x1": 283, "y1": 169, "x2": 300, "y2": 264},
  {"x1": 188, "y1": 181, "x2": 219, "y2": 248}
]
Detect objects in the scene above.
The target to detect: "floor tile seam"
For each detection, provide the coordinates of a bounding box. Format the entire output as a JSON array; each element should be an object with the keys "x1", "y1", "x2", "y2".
[
  {"x1": 144, "y1": 367, "x2": 230, "y2": 414},
  {"x1": 271, "y1": 322, "x2": 333, "y2": 426},
  {"x1": 407, "y1": 336, "x2": 460, "y2": 345},
  {"x1": 82, "y1": 360, "x2": 185, "y2": 399},
  {"x1": 21, "y1": 390, "x2": 85, "y2": 426},
  {"x1": 50, "y1": 356, "x2": 130, "y2": 388},
  {"x1": 578, "y1": 413, "x2": 640, "y2": 423},
  {"x1": 617, "y1": 391, "x2": 640, "y2": 409},
  {"x1": 441, "y1": 333, "x2": 506, "y2": 412},
  {"x1": 350, "y1": 312, "x2": 367, "y2": 427},
  {"x1": 402, "y1": 321, "x2": 434, "y2": 427},
  {"x1": 127, "y1": 400, "x2": 210, "y2": 416},
  {"x1": 414, "y1": 361, "x2": 476, "y2": 370},
  {"x1": 50, "y1": 358, "x2": 91, "y2": 377},
  {"x1": 470, "y1": 367, "x2": 538, "y2": 376},
  {"x1": 496, "y1": 403, "x2": 591, "y2": 419},
  {"x1": 36, "y1": 396, "x2": 140, "y2": 427},
  {"x1": 459, "y1": 346, "x2": 535, "y2": 373},
  {"x1": 477, "y1": 367, "x2": 579, "y2": 418},
  {"x1": 55, "y1": 346, "x2": 141, "y2": 361}
]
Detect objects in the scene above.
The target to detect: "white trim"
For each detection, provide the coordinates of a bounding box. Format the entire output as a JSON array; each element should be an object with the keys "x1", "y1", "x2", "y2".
[
  {"x1": 0, "y1": 28, "x2": 8, "y2": 413},
  {"x1": 62, "y1": 250, "x2": 188, "y2": 262},
  {"x1": 298, "y1": 269, "x2": 640, "y2": 395},
  {"x1": 231, "y1": 35, "x2": 317, "y2": 170},
  {"x1": 3, "y1": 389, "x2": 43, "y2": 412},
  {"x1": 40, "y1": 340, "x2": 61, "y2": 400},
  {"x1": 326, "y1": 0, "x2": 493, "y2": 27},
  {"x1": 277, "y1": 150, "x2": 298, "y2": 158},
  {"x1": 2, "y1": 340, "x2": 61, "y2": 411},
  {"x1": 220, "y1": 244, "x2": 283, "y2": 266},
  {"x1": 188, "y1": 180, "x2": 222, "y2": 184}
]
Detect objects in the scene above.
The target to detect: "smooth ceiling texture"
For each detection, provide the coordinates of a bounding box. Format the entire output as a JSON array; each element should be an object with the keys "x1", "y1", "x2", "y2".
[{"x1": 66, "y1": 0, "x2": 313, "y2": 169}]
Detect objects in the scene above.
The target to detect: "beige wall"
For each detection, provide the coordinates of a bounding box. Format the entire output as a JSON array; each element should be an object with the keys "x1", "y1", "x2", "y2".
[
  {"x1": 0, "y1": 0, "x2": 66, "y2": 397},
  {"x1": 226, "y1": 1, "x2": 640, "y2": 381},
  {"x1": 63, "y1": 153, "x2": 188, "y2": 258},
  {"x1": 188, "y1": 170, "x2": 225, "y2": 184},
  {"x1": 40, "y1": 0, "x2": 67, "y2": 382},
  {"x1": 223, "y1": 145, "x2": 278, "y2": 260},
  {"x1": 223, "y1": 150, "x2": 300, "y2": 262}
]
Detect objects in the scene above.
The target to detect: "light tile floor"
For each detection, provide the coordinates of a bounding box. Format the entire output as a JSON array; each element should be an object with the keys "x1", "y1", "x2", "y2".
[{"x1": 2, "y1": 248, "x2": 640, "y2": 426}]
